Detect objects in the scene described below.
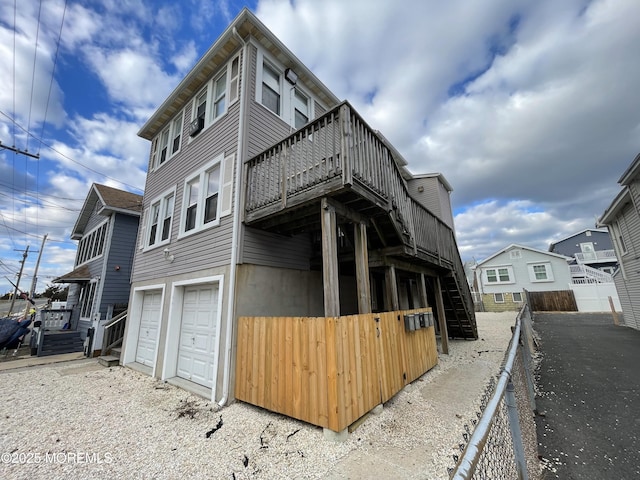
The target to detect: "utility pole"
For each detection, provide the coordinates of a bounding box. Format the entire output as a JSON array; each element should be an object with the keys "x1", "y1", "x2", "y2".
[
  {"x1": 7, "y1": 246, "x2": 29, "y2": 317},
  {"x1": 23, "y1": 234, "x2": 48, "y2": 318}
]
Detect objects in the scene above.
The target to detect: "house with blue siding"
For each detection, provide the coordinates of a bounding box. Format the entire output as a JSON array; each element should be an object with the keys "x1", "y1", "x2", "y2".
[
  {"x1": 53, "y1": 183, "x2": 142, "y2": 355},
  {"x1": 548, "y1": 228, "x2": 618, "y2": 279},
  {"x1": 121, "y1": 8, "x2": 476, "y2": 429}
]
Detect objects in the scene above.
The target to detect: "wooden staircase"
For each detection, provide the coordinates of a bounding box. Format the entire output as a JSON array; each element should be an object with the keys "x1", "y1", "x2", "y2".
[{"x1": 440, "y1": 272, "x2": 478, "y2": 339}]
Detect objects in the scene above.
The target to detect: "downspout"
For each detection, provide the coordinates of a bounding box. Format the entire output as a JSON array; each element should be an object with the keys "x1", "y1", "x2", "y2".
[{"x1": 219, "y1": 27, "x2": 248, "y2": 406}]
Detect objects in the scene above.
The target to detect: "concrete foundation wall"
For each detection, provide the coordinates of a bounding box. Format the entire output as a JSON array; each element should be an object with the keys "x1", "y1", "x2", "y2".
[{"x1": 235, "y1": 264, "x2": 359, "y2": 318}]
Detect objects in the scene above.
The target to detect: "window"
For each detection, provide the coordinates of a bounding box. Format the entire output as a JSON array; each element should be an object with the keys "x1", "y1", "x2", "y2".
[
  {"x1": 144, "y1": 189, "x2": 175, "y2": 249},
  {"x1": 256, "y1": 50, "x2": 315, "y2": 129},
  {"x1": 293, "y1": 88, "x2": 309, "y2": 128},
  {"x1": 184, "y1": 177, "x2": 200, "y2": 232},
  {"x1": 509, "y1": 249, "x2": 522, "y2": 259},
  {"x1": 494, "y1": 293, "x2": 504, "y2": 303},
  {"x1": 190, "y1": 55, "x2": 240, "y2": 138},
  {"x1": 79, "y1": 281, "x2": 98, "y2": 318},
  {"x1": 171, "y1": 115, "x2": 183, "y2": 155},
  {"x1": 614, "y1": 220, "x2": 627, "y2": 254},
  {"x1": 485, "y1": 267, "x2": 513, "y2": 284},
  {"x1": 76, "y1": 222, "x2": 108, "y2": 266},
  {"x1": 512, "y1": 292, "x2": 523, "y2": 303},
  {"x1": 262, "y1": 62, "x2": 281, "y2": 115},
  {"x1": 204, "y1": 167, "x2": 220, "y2": 224},
  {"x1": 528, "y1": 263, "x2": 554, "y2": 282},
  {"x1": 151, "y1": 110, "x2": 184, "y2": 169},
  {"x1": 180, "y1": 155, "x2": 226, "y2": 237},
  {"x1": 212, "y1": 71, "x2": 227, "y2": 121},
  {"x1": 196, "y1": 88, "x2": 207, "y2": 122}
]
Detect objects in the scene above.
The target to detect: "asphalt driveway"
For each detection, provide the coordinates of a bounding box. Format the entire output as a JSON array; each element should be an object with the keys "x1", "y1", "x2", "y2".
[{"x1": 533, "y1": 312, "x2": 640, "y2": 480}]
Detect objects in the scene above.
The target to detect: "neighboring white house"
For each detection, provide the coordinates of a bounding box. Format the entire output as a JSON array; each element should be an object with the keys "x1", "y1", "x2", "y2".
[
  {"x1": 474, "y1": 244, "x2": 573, "y2": 312},
  {"x1": 474, "y1": 243, "x2": 621, "y2": 312}
]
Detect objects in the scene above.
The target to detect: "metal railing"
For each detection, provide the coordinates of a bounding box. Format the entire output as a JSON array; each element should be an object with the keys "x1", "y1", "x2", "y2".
[
  {"x1": 101, "y1": 309, "x2": 127, "y2": 355},
  {"x1": 449, "y1": 302, "x2": 539, "y2": 479}
]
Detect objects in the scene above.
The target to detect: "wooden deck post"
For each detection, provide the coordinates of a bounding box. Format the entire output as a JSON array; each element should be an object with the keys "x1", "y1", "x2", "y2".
[
  {"x1": 419, "y1": 273, "x2": 429, "y2": 308},
  {"x1": 434, "y1": 276, "x2": 449, "y2": 354},
  {"x1": 384, "y1": 265, "x2": 399, "y2": 311},
  {"x1": 321, "y1": 198, "x2": 340, "y2": 317},
  {"x1": 354, "y1": 221, "x2": 371, "y2": 314}
]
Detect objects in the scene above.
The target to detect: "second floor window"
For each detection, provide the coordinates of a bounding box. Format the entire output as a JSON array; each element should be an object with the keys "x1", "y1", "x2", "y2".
[
  {"x1": 180, "y1": 156, "x2": 224, "y2": 237},
  {"x1": 146, "y1": 190, "x2": 175, "y2": 249},
  {"x1": 76, "y1": 221, "x2": 108, "y2": 266}
]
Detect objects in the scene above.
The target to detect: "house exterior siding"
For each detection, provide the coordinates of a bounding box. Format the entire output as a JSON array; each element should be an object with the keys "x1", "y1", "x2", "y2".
[
  {"x1": 599, "y1": 153, "x2": 640, "y2": 330},
  {"x1": 100, "y1": 214, "x2": 138, "y2": 316},
  {"x1": 613, "y1": 196, "x2": 640, "y2": 329},
  {"x1": 131, "y1": 79, "x2": 241, "y2": 283},
  {"x1": 474, "y1": 244, "x2": 572, "y2": 311},
  {"x1": 407, "y1": 175, "x2": 454, "y2": 230}
]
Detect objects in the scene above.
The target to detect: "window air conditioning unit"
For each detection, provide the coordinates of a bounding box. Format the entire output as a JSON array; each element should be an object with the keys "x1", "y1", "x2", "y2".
[{"x1": 189, "y1": 117, "x2": 204, "y2": 137}]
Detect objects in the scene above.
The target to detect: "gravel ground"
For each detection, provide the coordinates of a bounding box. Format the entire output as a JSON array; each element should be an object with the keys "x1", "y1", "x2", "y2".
[{"x1": 0, "y1": 312, "x2": 517, "y2": 480}]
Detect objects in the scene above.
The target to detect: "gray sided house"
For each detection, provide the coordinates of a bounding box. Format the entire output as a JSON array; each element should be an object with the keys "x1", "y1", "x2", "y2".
[
  {"x1": 599, "y1": 152, "x2": 640, "y2": 330},
  {"x1": 548, "y1": 228, "x2": 617, "y2": 278},
  {"x1": 122, "y1": 8, "x2": 476, "y2": 413},
  {"x1": 53, "y1": 183, "x2": 142, "y2": 355}
]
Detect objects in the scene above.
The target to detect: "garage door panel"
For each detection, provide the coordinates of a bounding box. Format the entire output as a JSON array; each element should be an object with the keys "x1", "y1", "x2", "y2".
[
  {"x1": 176, "y1": 284, "x2": 219, "y2": 388},
  {"x1": 135, "y1": 291, "x2": 162, "y2": 366}
]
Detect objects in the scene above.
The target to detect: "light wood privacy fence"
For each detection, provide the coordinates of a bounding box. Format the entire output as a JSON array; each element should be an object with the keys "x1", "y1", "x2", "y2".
[{"x1": 235, "y1": 308, "x2": 438, "y2": 432}]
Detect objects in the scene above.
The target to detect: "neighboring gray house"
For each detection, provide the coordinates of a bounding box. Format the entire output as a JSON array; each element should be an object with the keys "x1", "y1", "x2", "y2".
[
  {"x1": 121, "y1": 8, "x2": 476, "y2": 405},
  {"x1": 598, "y1": 152, "x2": 640, "y2": 330},
  {"x1": 548, "y1": 228, "x2": 617, "y2": 280},
  {"x1": 53, "y1": 183, "x2": 142, "y2": 355},
  {"x1": 473, "y1": 244, "x2": 573, "y2": 312}
]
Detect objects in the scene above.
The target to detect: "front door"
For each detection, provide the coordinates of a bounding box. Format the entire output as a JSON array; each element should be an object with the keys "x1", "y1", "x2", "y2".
[{"x1": 176, "y1": 285, "x2": 219, "y2": 388}]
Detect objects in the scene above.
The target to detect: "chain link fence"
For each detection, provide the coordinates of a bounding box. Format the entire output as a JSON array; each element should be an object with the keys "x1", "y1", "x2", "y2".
[{"x1": 448, "y1": 303, "x2": 541, "y2": 479}]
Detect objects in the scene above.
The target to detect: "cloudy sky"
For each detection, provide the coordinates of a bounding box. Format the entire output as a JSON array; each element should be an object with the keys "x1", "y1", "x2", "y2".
[{"x1": 1, "y1": 0, "x2": 638, "y2": 296}]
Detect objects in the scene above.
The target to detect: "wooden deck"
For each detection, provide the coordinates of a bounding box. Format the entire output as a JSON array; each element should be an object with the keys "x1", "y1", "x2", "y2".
[
  {"x1": 235, "y1": 309, "x2": 438, "y2": 432},
  {"x1": 245, "y1": 101, "x2": 477, "y2": 339}
]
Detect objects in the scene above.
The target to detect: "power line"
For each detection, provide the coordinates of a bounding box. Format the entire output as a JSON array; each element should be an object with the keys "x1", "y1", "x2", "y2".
[
  {"x1": 38, "y1": 0, "x2": 68, "y2": 157},
  {"x1": 26, "y1": 0, "x2": 44, "y2": 154},
  {"x1": 0, "y1": 110, "x2": 143, "y2": 193}
]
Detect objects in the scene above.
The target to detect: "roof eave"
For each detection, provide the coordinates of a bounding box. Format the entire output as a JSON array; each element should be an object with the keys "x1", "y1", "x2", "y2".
[
  {"x1": 598, "y1": 188, "x2": 630, "y2": 226},
  {"x1": 138, "y1": 8, "x2": 341, "y2": 141}
]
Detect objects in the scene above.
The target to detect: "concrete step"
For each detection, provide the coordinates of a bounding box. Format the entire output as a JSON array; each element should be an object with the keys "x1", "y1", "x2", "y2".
[{"x1": 98, "y1": 355, "x2": 120, "y2": 367}]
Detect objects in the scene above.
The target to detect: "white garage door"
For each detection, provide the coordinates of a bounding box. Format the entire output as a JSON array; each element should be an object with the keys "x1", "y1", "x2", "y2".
[
  {"x1": 176, "y1": 285, "x2": 219, "y2": 388},
  {"x1": 135, "y1": 290, "x2": 162, "y2": 366}
]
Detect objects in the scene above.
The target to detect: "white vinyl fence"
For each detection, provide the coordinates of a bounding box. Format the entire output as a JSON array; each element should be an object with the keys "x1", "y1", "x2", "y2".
[{"x1": 570, "y1": 282, "x2": 621, "y2": 312}]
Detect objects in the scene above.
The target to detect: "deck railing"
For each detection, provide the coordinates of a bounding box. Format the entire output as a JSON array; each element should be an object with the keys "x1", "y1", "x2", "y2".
[
  {"x1": 246, "y1": 101, "x2": 463, "y2": 270},
  {"x1": 574, "y1": 249, "x2": 616, "y2": 264},
  {"x1": 570, "y1": 264, "x2": 613, "y2": 283}
]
